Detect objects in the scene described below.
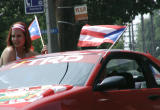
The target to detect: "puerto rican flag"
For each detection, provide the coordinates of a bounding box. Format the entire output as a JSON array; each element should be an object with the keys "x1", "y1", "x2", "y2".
[
  {"x1": 77, "y1": 24, "x2": 126, "y2": 47},
  {"x1": 28, "y1": 19, "x2": 41, "y2": 40}
]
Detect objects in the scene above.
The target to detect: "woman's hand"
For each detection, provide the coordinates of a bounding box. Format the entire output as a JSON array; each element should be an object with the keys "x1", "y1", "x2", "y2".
[{"x1": 41, "y1": 45, "x2": 48, "y2": 54}]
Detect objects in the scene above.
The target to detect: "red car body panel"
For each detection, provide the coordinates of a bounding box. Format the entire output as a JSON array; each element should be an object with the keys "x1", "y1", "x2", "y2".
[{"x1": 0, "y1": 49, "x2": 160, "y2": 110}]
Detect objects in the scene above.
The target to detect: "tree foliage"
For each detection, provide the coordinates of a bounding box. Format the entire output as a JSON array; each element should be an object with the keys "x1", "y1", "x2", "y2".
[
  {"x1": 87, "y1": 0, "x2": 160, "y2": 25},
  {"x1": 136, "y1": 10, "x2": 160, "y2": 58}
]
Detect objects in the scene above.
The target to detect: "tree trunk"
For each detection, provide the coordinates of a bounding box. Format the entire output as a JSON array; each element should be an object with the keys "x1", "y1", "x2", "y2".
[
  {"x1": 128, "y1": 23, "x2": 132, "y2": 50},
  {"x1": 150, "y1": 13, "x2": 155, "y2": 56},
  {"x1": 141, "y1": 14, "x2": 146, "y2": 53},
  {"x1": 56, "y1": 0, "x2": 77, "y2": 51},
  {"x1": 131, "y1": 21, "x2": 135, "y2": 51}
]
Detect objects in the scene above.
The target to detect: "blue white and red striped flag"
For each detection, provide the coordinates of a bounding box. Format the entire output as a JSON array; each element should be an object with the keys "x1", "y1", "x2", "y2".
[
  {"x1": 28, "y1": 19, "x2": 41, "y2": 40},
  {"x1": 77, "y1": 24, "x2": 126, "y2": 47}
]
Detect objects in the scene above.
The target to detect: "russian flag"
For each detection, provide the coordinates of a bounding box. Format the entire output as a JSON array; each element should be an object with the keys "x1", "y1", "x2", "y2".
[
  {"x1": 28, "y1": 19, "x2": 41, "y2": 40},
  {"x1": 77, "y1": 24, "x2": 126, "y2": 47}
]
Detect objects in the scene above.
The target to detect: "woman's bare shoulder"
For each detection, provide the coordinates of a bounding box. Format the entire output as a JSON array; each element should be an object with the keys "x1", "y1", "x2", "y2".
[
  {"x1": 0, "y1": 46, "x2": 16, "y2": 65},
  {"x1": 2, "y1": 46, "x2": 15, "y2": 56}
]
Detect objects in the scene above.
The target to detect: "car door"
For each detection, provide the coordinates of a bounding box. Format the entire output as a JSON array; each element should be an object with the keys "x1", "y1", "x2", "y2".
[
  {"x1": 93, "y1": 88, "x2": 160, "y2": 110},
  {"x1": 92, "y1": 52, "x2": 160, "y2": 110}
]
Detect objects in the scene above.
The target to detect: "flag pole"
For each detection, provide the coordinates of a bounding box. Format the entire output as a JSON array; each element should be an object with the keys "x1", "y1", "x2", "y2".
[
  {"x1": 103, "y1": 24, "x2": 129, "y2": 57},
  {"x1": 34, "y1": 15, "x2": 45, "y2": 47}
]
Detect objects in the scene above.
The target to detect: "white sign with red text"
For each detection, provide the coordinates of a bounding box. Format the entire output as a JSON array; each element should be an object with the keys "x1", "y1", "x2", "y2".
[{"x1": 74, "y1": 4, "x2": 88, "y2": 21}]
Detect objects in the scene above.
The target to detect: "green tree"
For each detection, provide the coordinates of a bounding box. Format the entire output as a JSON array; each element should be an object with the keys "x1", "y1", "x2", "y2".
[
  {"x1": 87, "y1": 0, "x2": 159, "y2": 24},
  {"x1": 136, "y1": 10, "x2": 160, "y2": 58}
]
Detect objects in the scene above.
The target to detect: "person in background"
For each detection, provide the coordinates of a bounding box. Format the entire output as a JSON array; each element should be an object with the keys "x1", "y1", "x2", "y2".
[{"x1": 0, "y1": 22, "x2": 48, "y2": 66}]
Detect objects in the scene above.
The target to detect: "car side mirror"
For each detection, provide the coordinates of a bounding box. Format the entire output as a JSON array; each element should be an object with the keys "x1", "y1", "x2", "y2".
[{"x1": 95, "y1": 76, "x2": 127, "y2": 91}]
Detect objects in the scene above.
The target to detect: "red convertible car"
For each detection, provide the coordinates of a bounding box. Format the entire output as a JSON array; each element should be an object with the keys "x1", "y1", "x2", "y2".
[{"x1": 0, "y1": 49, "x2": 160, "y2": 110}]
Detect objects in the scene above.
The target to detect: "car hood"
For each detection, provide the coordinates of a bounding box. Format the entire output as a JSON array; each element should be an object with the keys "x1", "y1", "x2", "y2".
[{"x1": 0, "y1": 85, "x2": 73, "y2": 109}]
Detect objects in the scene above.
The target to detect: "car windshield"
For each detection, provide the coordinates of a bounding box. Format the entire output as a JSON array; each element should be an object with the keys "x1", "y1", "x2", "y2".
[{"x1": 0, "y1": 54, "x2": 100, "y2": 89}]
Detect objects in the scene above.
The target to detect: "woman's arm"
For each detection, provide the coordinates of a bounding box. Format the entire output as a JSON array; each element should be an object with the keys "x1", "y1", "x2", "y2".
[{"x1": 27, "y1": 45, "x2": 48, "y2": 57}]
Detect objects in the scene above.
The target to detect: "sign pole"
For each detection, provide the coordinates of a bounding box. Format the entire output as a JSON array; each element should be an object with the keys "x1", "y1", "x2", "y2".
[{"x1": 45, "y1": 0, "x2": 59, "y2": 53}]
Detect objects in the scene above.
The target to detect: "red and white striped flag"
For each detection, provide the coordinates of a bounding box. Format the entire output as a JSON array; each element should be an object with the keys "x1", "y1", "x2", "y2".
[{"x1": 77, "y1": 24, "x2": 126, "y2": 47}]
